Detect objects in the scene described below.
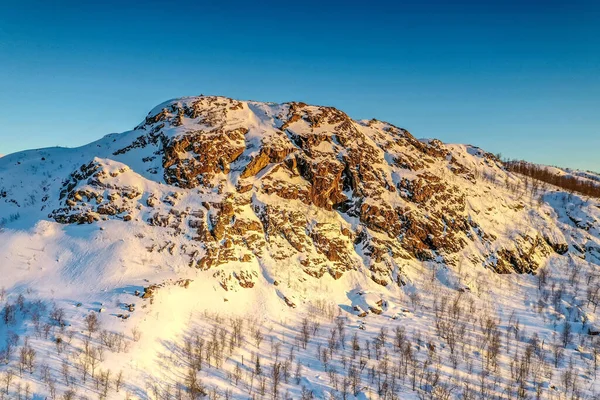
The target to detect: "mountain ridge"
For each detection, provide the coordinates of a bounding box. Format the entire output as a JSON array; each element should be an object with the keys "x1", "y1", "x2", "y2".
[{"x1": 0, "y1": 96, "x2": 569, "y2": 286}]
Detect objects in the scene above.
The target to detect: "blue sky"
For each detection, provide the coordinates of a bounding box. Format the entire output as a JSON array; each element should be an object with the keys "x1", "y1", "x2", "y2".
[{"x1": 0, "y1": 0, "x2": 598, "y2": 170}]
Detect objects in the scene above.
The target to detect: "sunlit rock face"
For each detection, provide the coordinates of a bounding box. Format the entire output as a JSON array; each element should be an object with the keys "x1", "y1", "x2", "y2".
[{"x1": 37, "y1": 95, "x2": 566, "y2": 289}]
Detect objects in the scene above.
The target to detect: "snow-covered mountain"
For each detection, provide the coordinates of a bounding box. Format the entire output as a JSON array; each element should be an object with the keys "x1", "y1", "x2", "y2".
[{"x1": 1, "y1": 96, "x2": 600, "y2": 399}]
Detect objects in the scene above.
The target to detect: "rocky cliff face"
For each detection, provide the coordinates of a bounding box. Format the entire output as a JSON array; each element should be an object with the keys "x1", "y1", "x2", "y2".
[{"x1": 37, "y1": 95, "x2": 571, "y2": 292}]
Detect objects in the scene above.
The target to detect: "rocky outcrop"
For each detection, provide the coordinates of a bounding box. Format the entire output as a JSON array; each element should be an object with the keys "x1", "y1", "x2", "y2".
[
  {"x1": 50, "y1": 160, "x2": 141, "y2": 224},
  {"x1": 48, "y1": 95, "x2": 560, "y2": 286},
  {"x1": 162, "y1": 127, "x2": 247, "y2": 188},
  {"x1": 493, "y1": 235, "x2": 552, "y2": 274}
]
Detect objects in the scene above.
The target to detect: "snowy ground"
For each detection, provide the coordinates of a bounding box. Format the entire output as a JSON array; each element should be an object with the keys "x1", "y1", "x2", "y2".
[{"x1": 1, "y1": 186, "x2": 600, "y2": 399}]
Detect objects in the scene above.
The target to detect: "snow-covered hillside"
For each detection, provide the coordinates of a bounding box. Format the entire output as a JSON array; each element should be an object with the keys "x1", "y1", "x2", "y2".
[
  {"x1": 545, "y1": 166, "x2": 600, "y2": 185},
  {"x1": 1, "y1": 96, "x2": 599, "y2": 399}
]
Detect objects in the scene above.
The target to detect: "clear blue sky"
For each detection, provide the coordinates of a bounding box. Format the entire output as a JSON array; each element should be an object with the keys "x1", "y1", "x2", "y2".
[{"x1": 0, "y1": 0, "x2": 598, "y2": 170}]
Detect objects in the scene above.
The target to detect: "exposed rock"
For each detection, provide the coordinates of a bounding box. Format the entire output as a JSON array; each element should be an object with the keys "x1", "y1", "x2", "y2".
[
  {"x1": 48, "y1": 95, "x2": 560, "y2": 285},
  {"x1": 544, "y1": 236, "x2": 569, "y2": 255},
  {"x1": 235, "y1": 270, "x2": 258, "y2": 288},
  {"x1": 283, "y1": 296, "x2": 296, "y2": 308}
]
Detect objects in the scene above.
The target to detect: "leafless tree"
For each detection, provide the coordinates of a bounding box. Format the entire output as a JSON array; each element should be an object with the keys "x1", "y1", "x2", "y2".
[
  {"x1": 294, "y1": 362, "x2": 303, "y2": 385},
  {"x1": 562, "y1": 321, "x2": 572, "y2": 348},
  {"x1": 84, "y1": 312, "x2": 100, "y2": 337},
  {"x1": 1, "y1": 303, "x2": 15, "y2": 325},
  {"x1": 62, "y1": 359, "x2": 71, "y2": 386},
  {"x1": 233, "y1": 362, "x2": 242, "y2": 386},
  {"x1": 249, "y1": 327, "x2": 262, "y2": 350},
  {"x1": 114, "y1": 370, "x2": 124, "y2": 392},
  {"x1": 272, "y1": 362, "x2": 282, "y2": 399},
  {"x1": 2, "y1": 369, "x2": 14, "y2": 394},
  {"x1": 50, "y1": 304, "x2": 66, "y2": 326}
]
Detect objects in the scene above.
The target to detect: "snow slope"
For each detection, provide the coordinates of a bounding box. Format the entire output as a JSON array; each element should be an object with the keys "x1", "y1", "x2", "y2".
[{"x1": 545, "y1": 165, "x2": 600, "y2": 186}]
